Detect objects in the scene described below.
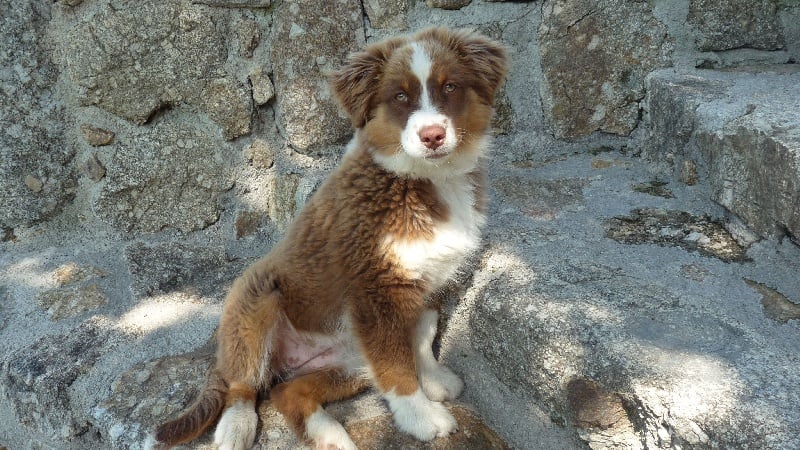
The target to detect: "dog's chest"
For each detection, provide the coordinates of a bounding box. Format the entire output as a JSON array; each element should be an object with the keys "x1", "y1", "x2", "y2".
[{"x1": 384, "y1": 175, "x2": 484, "y2": 289}]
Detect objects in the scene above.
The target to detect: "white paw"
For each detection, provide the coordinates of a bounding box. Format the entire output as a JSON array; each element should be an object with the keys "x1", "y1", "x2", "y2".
[
  {"x1": 142, "y1": 433, "x2": 166, "y2": 450},
  {"x1": 419, "y1": 364, "x2": 464, "y2": 402},
  {"x1": 306, "y1": 407, "x2": 358, "y2": 450},
  {"x1": 214, "y1": 401, "x2": 258, "y2": 450},
  {"x1": 385, "y1": 389, "x2": 457, "y2": 441}
]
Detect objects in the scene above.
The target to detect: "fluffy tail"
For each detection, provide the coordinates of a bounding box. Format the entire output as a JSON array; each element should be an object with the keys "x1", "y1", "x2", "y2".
[{"x1": 152, "y1": 368, "x2": 228, "y2": 448}]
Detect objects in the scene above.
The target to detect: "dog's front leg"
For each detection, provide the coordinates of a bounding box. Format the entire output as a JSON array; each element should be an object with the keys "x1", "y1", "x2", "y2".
[
  {"x1": 353, "y1": 288, "x2": 457, "y2": 441},
  {"x1": 414, "y1": 308, "x2": 464, "y2": 402}
]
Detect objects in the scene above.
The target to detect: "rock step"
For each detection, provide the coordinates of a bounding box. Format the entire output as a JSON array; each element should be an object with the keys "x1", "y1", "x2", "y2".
[
  {"x1": 461, "y1": 147, "x2": 800, "y2": 449},
  {"x1": 646, "y1": 66, "x2": 800, "y2": 242}
]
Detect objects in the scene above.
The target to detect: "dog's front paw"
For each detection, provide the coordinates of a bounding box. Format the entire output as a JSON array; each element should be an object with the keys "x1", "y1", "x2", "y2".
[
  {"x1": 385, "y1": 389, "x2": 457, "y2": 441},
  {"x1": 306, "y1": 408, "x2": 358, "y2": 450},
  {"x1": 419, "y1": 364, "x2": 463, "y2": 402}
]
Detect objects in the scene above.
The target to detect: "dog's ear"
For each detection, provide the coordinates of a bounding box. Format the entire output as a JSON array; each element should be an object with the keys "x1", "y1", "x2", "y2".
[
  {"x1": 330, "y1": 38, "x2": 405, "y2": 128},
  {"x1": 451, "y1": 29, "x2": 510, "y2": 104}
]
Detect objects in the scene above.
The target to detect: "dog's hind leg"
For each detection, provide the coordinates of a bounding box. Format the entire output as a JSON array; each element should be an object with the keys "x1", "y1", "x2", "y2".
[
  {"x1": 214, "y1": 265, "x2": 284, "y2": 450},
  {"x1": 271, "y1": 369, "x2": 369, "y2": 450}
]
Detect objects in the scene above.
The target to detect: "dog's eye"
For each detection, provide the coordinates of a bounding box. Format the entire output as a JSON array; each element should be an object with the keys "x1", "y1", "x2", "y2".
[
  {"x1": 395, "y1": 92, "x2": 409, "y2": 102},
  {"x1": 444, "y1": 83, "x2": 457, "y2": 93}
]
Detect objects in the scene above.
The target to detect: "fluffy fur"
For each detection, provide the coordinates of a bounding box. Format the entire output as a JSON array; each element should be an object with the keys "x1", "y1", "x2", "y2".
[{"x1": 149, "y1": 27, "x2": 508, "y2": 450}]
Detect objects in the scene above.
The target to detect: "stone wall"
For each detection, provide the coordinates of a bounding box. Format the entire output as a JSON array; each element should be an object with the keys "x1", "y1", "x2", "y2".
[
  {"x1": 1, "y1": 0, "x2": 799, "y2": 449},
  {"x1": 2, "y1": 0, "x2": 797, "y2": 238}
]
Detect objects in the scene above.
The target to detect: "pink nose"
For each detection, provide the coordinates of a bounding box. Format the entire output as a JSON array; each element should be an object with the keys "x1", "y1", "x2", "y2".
[{"x1": 419, "y1": 125, "x2": 446, "y2": 150}]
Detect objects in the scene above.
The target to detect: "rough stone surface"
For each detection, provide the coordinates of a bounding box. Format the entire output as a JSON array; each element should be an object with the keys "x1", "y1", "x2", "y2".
[
  {"x1": 93, "y1": 122, "x2": 233, "y2": 233},
  {"x1": 59, "y1": 0, "x2": 251, "y2": 140},
  {"x1": 1, "y1": 2, "x2": 800, "y2": 450},
  {"x1": 469, "y1": 150, "x2": 800, "y2": 450},
  {"x1": 271, "y1": 0, "x2": 364, "y2": 153},
  {"x1": 646, "y1": 68, "x2": 800, "y2": 241},
  {"x1": 1, "y1": 318, "x2": 113, "y2": 445},
  {"x1": 688, "y1": 0, "x2": 785, "y2": 52},
  {"x1": 0, "y1": 1, "x2": 76, "y2": 229},
  {"x1": 538, "y1": 0, "x2": 672, "y2": 138},
  {"x1": 363, "y1": 0, "x2": 409, "y2": 30},
  {"x1": 80, "y1": 124, "x2": 115, "y2": 147},
  {"x1": 125, "y1": 242, "x2": 238, "y2": 301}
]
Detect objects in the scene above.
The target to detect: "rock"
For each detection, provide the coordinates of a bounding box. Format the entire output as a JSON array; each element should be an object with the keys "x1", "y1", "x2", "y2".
[
  {"x1": 1, "y1": 0, "x2": 76, "y2": 229},
  {"x1": 249, "y1": 67, "x2": 275, "y2": 106},
  {"x1": 83, "y1": 153, "x2": 106, "y2": 182},
  {"x1": 93, "y1": 122, "x2": 233, "y2": 233},
  {"x1": 271, "y1": 0, "x2": 364, "y2": 153},
  {"x1": 24, "y1": 175, "x2": 44, "y2": 193},
  {"x1": 680, "y1": 159, "x2": 698, "y2": 186},
  {"x1": 92, "y1": 343, "x2": 215, "y2": 450},
  {"x1": 35, "y1": 262, "x2": 108, "y2": 321},
  {"x1": 605, "y1": 207, "x2": 747, "y2": 262},
  {"x1": 235, "y1": 16, "x2": 261, "y2": 59},
  {"x1": 538, "y1": 0, "x2": 672, "y2": 138},
  {"x1": 193, "y1": 0, "x2": 272, "y2": 7},
  {"x1": 745, "y1": 279, "x2": 800, "y2": 324},
  {"x1": 567, "y1": 378, "x2": 639, "y2": 449},
  {"x1": 198, "y1": 78, "x2": 253, "y2": 140},
  {"x1": 688, "y1": 0, "x2": 785, "y2": 51},
  {"x1": 363, "y1": 0, "x2": 409, "y2": 29},
  {"x1": 243, "y1": 138, "x2": 276, "y2": 169},
  {"x1": 647, "y1": 68, "x2": 800, "y2": 241},
  {"x1": 125, "y1": 242, "x2": 237, "y2": 301},
  {"x1": 234, "y1": 209, "x2": 267, "y2": 239},
  {"x1": 60, "y1": 0, "x2": 252, "y2": 140},
  {"x1": 1, "y1": 317, "x2": 114, "y2": 444},
  {"x1": 345, "y1": 405, "x2": 510, "y2": 449},
  {"x1": 426, "y1": 0, "x2": 472, "y2": 10},
  {"x1": 80, "y1": 124, "x2": 115, "y2": 146}
]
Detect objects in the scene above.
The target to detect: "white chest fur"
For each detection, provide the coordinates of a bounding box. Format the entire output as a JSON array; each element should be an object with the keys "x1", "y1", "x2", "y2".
[{"x1": 384, "y1": 174, "x2": 485, "y2": 290}]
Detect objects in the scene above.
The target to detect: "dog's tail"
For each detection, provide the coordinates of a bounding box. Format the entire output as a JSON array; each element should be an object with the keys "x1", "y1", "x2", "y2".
[{"x1": 150, "y1": 367, "x2": 228, "y2": 448}]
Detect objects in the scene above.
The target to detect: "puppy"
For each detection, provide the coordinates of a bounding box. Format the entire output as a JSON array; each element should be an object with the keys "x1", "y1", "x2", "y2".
[{"x1": 148, "y1": 27, "x2": 508, "y2": 450}]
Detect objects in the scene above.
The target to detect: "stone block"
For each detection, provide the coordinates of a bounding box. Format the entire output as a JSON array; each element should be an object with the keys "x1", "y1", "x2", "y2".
[
  {"x1": 646, "y1": 68, "x2": 800, "y2": 240},
  {"x1": 93, "y1": 122, "x2": 233, "y2": 233},
  {"x1": 61, "y1": 0, "x2": 252, "y2": 140},
  {"x1": 538, "y1": 0, "x2": 672, "y2": 139},
  {"x1": 271, "y1": 0, "x2": 364, "y2": 153},
  {"x1": 1, "y1": 1, "x2": 76, "y2": 229},
  {"x1": 688, "y1": 0, "x2": 785, "y2": 52}
]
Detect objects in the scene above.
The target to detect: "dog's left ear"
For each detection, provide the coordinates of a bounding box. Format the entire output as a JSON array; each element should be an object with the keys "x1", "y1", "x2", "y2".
[
  {"x1": 330, "y1": 37, "x2": 405, "y2": 128},
  {"x1": 453, "y1": 30, "x2": 510, "y2": 104}
]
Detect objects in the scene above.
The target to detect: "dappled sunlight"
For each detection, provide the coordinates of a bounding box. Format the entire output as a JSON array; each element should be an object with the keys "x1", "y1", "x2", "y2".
[
  {"x1": 2, "y1": 256, "x2": 56, "y2": 291},
  {"x1": 116, "y1": 294, "x2": 222, "y2": 335}
]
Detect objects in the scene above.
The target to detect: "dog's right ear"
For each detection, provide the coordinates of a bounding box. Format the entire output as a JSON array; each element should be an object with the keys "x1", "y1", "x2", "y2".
[{"x1": 330, "y1": 38, "x2": 404, "y2": 128}]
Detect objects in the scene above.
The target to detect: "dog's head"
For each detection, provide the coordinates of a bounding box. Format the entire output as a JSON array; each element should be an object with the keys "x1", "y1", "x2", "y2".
[{"x1": 331, "y1": 28, "x2": 509, "y2": 177}]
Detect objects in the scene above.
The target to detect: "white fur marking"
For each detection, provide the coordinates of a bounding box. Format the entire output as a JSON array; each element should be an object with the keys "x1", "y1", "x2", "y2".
[
  {"x1": 410, "y1": 42, "x2": 433, "y2": 111},
  {"x1": 384, "y1": 174, "x2": 484, "y2": 289},
  {"x1": 414, "y1": 309, "x2": 464, "y2": 402},
  {"x1": 384, "y1": 388, "x2": 457, "y2": 441},
  {"x1": 306, "y1": 407, "x2": 357, "y2": 450},
  {"x1": 214, "y1": 401, "x2": 258, "y2": 450}
]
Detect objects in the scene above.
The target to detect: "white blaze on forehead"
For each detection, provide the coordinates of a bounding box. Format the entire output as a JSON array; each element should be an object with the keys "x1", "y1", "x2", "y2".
[{"x1": 410, "y1": 42, "x2": 435, "y2": 111}]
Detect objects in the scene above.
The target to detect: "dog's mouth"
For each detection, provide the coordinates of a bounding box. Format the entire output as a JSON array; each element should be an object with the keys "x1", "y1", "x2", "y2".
[{"x1": 424, "y1": 151, "x2": 450, "y2": 160}]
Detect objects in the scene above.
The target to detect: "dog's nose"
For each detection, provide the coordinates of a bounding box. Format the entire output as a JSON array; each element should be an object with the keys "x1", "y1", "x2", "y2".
[{"x1": 419, "y1": 125, "x2": 446, "y2": 150}]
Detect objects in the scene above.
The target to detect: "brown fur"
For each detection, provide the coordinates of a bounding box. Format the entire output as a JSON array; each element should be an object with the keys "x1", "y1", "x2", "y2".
[{"x1": 152, "y1": 27, "x2": 508, "y2": 448}]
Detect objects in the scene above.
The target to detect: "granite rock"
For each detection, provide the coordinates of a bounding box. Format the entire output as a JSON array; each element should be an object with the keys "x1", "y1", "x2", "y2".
[
  {"x1": 271, "y1": 0, "x2": 364, "y2": 153},
  {"x1": 538, "y1": 0, "x2": 672, "y2": 138}
]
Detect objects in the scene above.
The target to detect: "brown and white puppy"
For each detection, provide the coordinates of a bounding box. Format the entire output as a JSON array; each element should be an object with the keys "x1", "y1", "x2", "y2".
[{"x1": 147, "y1": 27, "x2": 508, "y2": 450}]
